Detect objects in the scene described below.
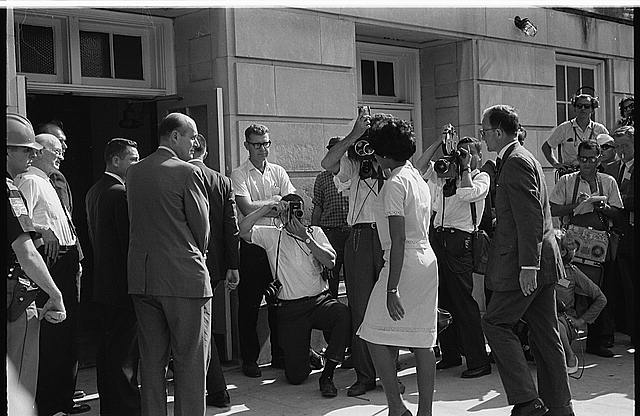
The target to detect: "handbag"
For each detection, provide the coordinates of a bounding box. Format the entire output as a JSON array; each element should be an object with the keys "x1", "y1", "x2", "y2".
[
  {"x1": 470, "y1": 201, "x2": 490, "y2": 275},
  {"x1": 437, "y1": 308, "x2": 452, "y2": 334}
]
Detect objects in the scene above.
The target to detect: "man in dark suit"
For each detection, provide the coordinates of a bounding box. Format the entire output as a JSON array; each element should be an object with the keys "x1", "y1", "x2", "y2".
[
  {"x1": 480, "y1": 105, "x2": 574, "y2": 416},
  {"x1": 188, "y1": 136, "x2": 240, "y2": 408},
  {"x1": 85, "y1": 138, "x2": 141, "y2": 415},
  {"x1": 127, "y1": 113, "x2": 211, "y2": 416}
]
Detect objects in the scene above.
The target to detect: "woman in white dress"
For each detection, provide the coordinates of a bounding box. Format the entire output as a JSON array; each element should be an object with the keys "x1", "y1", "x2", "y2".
[{"x1": 357, "y1": 115, "x2": 438, "y2": 416}]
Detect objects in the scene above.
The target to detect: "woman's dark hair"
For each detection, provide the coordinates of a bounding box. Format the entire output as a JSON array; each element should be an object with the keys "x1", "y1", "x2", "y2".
[{"x1": 367, "y1": 114, "x2": 416, "y2": 162}]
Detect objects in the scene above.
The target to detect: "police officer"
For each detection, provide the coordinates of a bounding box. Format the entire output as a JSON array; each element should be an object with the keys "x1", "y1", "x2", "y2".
[{"x1": 6, "y1": 113, "x2": 66, "y2": 406}]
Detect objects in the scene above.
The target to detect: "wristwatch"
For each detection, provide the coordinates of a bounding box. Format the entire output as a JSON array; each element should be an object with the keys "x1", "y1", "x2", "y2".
[{"x1": 304, "y1": 237, "x2": 312, "y2": 244}]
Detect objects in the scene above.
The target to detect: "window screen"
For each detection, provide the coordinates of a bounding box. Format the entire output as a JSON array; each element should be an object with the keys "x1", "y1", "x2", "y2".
[
  {"x1": 19, "y1": 24, "x2": 55, "y2": 74},
  {"x1": 80, "y1": 31, "x2": 111, "y2": 78}
]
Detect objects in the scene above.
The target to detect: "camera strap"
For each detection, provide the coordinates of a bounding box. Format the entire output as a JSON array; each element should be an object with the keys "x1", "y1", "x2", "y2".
[{"x1": 274, "y1": 230, "x2": 283, "y2": 284}]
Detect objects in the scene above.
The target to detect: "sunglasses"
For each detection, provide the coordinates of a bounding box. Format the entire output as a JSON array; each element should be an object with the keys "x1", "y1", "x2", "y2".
[
  {"x1": 574, "y1": 104, "x2": 592, "y2": 109},
  {"x1": 577, "y1": 156, "x2": 598, "y2": 163},
  {"x1": 247, "y1": 141, "x2": 271, "y2": 149}
]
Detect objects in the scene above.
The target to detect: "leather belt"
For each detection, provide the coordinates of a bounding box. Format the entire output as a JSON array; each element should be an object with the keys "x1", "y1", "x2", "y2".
[
  {"x1": 352, "y1": 223, "x2": 376, "y2": 229},
  {"x1": 57, "y1": 245, "x2": 76, "y2": 255}
]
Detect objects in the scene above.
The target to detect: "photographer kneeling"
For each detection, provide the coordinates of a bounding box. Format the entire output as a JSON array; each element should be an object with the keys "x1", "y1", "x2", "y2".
[{"x1": 238, "y1": 194, "x2": 351, "y2": 397}]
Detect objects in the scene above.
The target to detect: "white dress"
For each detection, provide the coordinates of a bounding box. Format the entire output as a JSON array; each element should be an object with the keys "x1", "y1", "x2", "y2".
[{"x1": 357, "y1": 161, "x2": 439, "y2": 348}]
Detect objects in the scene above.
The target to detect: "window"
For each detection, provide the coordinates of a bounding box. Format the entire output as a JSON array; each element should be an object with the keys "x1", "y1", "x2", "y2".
[
  {"x1": 357, "y1": 42, "x2": 417, "y2": 104},
  {"x1": 17, "y1": 24, "x2": 56, "y2": 75},
  {"x1": 79, "y1": 31, "x2": 144, "y2": 80},
  {"x1": 555, "y1": 56, "x2": 604, "y2": 125},
  {"x1": 360, "y1": 59, "x2": 395, "y2": 97}
]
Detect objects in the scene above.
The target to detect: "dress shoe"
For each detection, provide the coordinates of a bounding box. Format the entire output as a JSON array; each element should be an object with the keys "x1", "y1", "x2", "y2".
[
  {"x1": 461, "y1": 363, "x2": 491, "y2": 378},
  {"x1": 242, "y1": 362, "x2": 262, "y2": 378},
  {"x1": 64, "y1": 403, "x2": 91, "y2": 414},
  {"x1": 72, "y1": 390, "x2": 86, "y2": 400},
  {"x1": 586, "y1": 345, "x2": 614, "y2": 358},
  {"x1": 319, "y1": 376, "x2": 338, "y2": 398},
  {"x1": 310, "y1": 348, "x2": 324, "y2": 370},
  {"x1": 347, "y1": 380, "x2": 376, "y2": 397},
  {"x1": 436, "y1": 358, "x2": 462, "y2": 370},
  {"x1": 510, "y1": 398, "x2": 548, "y2": 416},
  {"x1": 207, "y1": 389, "x2": 230, "y2": 407}
]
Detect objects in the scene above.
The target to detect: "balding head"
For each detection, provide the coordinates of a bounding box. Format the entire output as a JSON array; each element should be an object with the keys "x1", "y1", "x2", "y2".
[
  {"x1": 32, "y1": 133, "x2": 64, "y2": 174},
  {"x1": 157, "y1": 112, "x2": 198, "y2": 161}
]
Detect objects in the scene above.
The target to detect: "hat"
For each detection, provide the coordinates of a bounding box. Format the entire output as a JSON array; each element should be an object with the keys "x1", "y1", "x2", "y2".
[
  {"x1": 326, "y1": 136, "x2": 342, "y2": 149},
  {"x1": 596, "y1": 133, "x2": 614, "y2": 147},
  {"x1": 7, "y1": 113, "x2": 42, "y2": 150}
]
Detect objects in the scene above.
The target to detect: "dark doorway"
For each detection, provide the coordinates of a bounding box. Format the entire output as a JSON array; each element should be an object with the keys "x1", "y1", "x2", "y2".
[{"x1": 26, "y1": 93, "x2": 158, "y2": 366}]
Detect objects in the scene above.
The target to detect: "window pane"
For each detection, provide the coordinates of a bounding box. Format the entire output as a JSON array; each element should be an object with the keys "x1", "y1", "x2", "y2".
[
  {"x1": 361, "y1": 60, "x2": 375, "y2": 95},
  {"x1": 19, "y1": 24, "x2": 55, "y2": 74},
  {"x1": 80, "y1": 31, "x2": 111, "y2": 78},
  {"x1": 377, "y1": 61, "x2": 395, "y2": 97},
  {"x1": 557, "y1": 103, "x2": 567, "y2": 125},
  {"x1": 566, "y1": 66, "x2": 580, "y2": 99},
  {"x1": 581, "y1": 68, "x2": 594, "y2": 92},
  {"x1": 568, "y1": 104, "x2": 576, "y2": 121},
  {"x1": 556, "y1": 65, "x2": 565, "y2": 101},
  {"x1": 113, "y1": 35, "x2": 143, "y2": 80}
]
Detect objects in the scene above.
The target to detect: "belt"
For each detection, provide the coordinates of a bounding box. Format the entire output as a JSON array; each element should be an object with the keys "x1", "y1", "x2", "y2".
[
  {"x1": 57, "y1": 245, "x2": 77, "y2": 255},
  {"x1": 277, "y1": 290, "x2": 330, "y2": 305},
  {"x1": 352, "y1": 222, "x2": 376, "y2": 229},
  {"x1": 322, "y1": 225, "x2": 351, "y2": 231},
  {"x1": 434, "y1": 226, "x2": 470, "y2": 235}
]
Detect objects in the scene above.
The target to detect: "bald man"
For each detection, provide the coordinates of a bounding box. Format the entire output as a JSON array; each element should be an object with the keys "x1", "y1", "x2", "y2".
[
  {"x1": 14, "y1": 134, "x2": 89, "y2": 415},
  {"x1": 127, "y1": 113, "x2": 211, "y2": 416}
]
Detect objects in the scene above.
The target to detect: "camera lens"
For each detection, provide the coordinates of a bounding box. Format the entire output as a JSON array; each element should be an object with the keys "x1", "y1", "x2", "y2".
[{"x1": 434, "y1": 159, "x2": 450, "y2": 175}]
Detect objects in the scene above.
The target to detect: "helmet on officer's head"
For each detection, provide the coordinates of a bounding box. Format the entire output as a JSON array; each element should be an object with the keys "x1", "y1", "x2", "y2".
[{"x1": 7, "y1": 113, "x2": 42, "y2": 150}]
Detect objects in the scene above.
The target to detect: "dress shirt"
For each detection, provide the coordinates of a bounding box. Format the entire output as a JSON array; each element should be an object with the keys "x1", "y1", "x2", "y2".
[
  {"x1": 423, "y1": 163, "x2": 489, "y2": 233},
  {"x1": 14, "y1": 166, "x2": 76, "y2": 246},
  {"x1": 546, "y1": 118, "x2": 608, "y2": 165},
  {"x1": 103, "y1": 171, "x2": 125, "y2": 186},
  {"x1": 550, "y1": 171, "x2": 623, "y2": 211},
  {"x1": 230, "y1": 159, "x2": 296, "y2": 225},
  {"x1": 333, "y1": 154, "x2": 378, "y2": 225},
  {"x1": 312, "y1": 170, "x2": 349, "y2": 228}
]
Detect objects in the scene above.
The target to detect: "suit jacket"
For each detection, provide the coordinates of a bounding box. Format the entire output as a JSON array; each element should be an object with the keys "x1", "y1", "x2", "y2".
[
  {"x1": 190, "y1": 160, "x2": 240, "y2": 283},
  {"x1": 85, "y1": 174, "x2": 132, "y2": 309},
  {"x1": 126, "y1": 148, "x2": 212, "y2": 298},
  {"x1": 485, "y1": 142, "x2": 564, "y2": 292}
]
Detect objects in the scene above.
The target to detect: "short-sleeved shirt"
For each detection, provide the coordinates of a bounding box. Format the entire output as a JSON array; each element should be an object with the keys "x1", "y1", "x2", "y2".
[
  {"x1": 550, "y1": 171, "x2": 623, "y2": 214},
  {"x1": 312, "y1": 170, "x2": 348, "y2": 228},
  {"x1": 333, "y1": 154, "x2": 378, "y2": 225},
  {"x1": 374, "y1": 162, "x2": 432, "y2": 250},
  {"x1": 251, "y1": 225, "x2": 330, "y2": 300},
  {"x1": 546, "y1": 119, "x2": 609, "y2": 165},
  {"x1": 6, "y1": 177, "x2": 37, "y2": 251},
  {"x1": 230, "y1": 159, "x2": 296, "y2": 225}
]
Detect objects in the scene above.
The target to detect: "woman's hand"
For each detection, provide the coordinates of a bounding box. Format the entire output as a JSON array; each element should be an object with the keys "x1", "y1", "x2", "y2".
[{"x1": 386, "y1": 291, "x2": 405, "y2": 321}]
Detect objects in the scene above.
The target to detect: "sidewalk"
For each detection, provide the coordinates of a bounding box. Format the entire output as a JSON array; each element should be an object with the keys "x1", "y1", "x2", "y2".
[{"x1": 72, "y1": 333, "x2": 634, "y2": 416}]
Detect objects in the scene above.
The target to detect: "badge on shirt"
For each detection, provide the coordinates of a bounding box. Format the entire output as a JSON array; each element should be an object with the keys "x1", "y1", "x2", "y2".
[
  {"x1": 557, "y1": 277, "x2": 571, "y2": 288},
  {"x1": 9, "y1": 197, "x2": 29, "y2": 217}
]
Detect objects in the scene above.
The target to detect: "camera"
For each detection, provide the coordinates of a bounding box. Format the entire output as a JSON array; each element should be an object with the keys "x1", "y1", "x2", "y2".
[
  {"x1": 358, "y1": 105, "x2": 371, "y2": 117},
  {"x1": 288, "y1": 200, "x2": 304, "y2": 222},
  {"x1": 264, "y1": 279, "x2": 283, "y2": 304},
  {"x1": 434, "y1": 124, "x2": 468, "y2": 179}
]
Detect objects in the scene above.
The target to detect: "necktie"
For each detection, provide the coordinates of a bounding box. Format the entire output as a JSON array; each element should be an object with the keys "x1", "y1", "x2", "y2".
[
  {"x1": 618, "y1": 164, "x2": 626, "y2": 184},
  {"x1": 495, "y1": 157, "x2": 503, "y2": 177}
]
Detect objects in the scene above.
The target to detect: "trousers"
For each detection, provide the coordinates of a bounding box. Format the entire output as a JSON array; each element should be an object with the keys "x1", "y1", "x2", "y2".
[{"x1": 321, "y1": 226, "x2": 350, "y2": 299}]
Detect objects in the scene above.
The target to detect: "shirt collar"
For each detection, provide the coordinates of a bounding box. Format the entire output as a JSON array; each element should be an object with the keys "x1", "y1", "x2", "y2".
[
  {"x1": 104, "y1": 171, "x2": 125, "y2": 186},
  {"x1": 625, "y1": 159, "x2": 634, "y2": 169},
  {"x1": 498, "y1": 139, "x2": 519, "y2": 159},
  {"x1": 23, "y1": 165, "x2": 49, "y2": 179},
  {"x1": 244, "y1": 159, "x2": 270, "y2": 172},
  {"x1": 157, "y1": 145, "x2": 177, "y2": 158},
  {"x1": 571, "y1": 118, "x2": 594, "y2": 131}
]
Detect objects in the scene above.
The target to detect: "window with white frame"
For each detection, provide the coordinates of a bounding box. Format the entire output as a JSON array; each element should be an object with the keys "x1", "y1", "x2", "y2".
[
  {"x1": 555, "y1": 55, "x2": 605, "y2": 125},
  {"x1": 357, "y1": 43, "x2": 417, "y2": 105}
]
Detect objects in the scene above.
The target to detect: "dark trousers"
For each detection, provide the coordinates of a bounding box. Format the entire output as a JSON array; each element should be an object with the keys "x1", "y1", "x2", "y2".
[
  {"x1": 574, "y1": 262, "x2": 615, "y2": 348},
  {"x1": 35, "y1": 246, "x2": 80, "y2": 416},
  {"x1": 615, "y1": 225, "x2": 635, "y2": 342},
  {"x1": 343, "y1": 226, "x2": 383, "y2": 385},
  {"x1": 430, "y1": 228, "x2": 489, "y2": 370},
  {"x1": 277, "y1": 291, "x2": 350, "y2": 384},
  {"x1": 206, "y1": 285, "x2": 228, "y2": 395},
  {"x1": 95, "y1": 303, "x2": 141, "y2": 416},
  {"x1": 321, "y1": 226, "x2": 350, "y2": 299},
  {"x1": 238, "y1": 240, "x2": 283, "y2": 365},
  {"x1": 483, "y1": 284, "x2": 573, "y2": 416}
]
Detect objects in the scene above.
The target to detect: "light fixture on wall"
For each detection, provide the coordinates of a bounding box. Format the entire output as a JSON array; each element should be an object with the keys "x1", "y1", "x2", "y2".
[{"x1": 514, "y1": 16, "x2": 537, "y2": 37}]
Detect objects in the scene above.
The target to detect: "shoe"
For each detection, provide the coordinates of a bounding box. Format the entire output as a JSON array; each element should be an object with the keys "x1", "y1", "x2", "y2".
[
  {"x1": 461, "y1": 363, "x2": 491, "y2": 378},
  {"x1": 72, "y1": 390, "x2": 86, "y2": 400},
  {"x1": 340, "y1": 355, "x2": 354, "y2": 369},
  {"x1": 436, "y1": 358, "x2": 462, "y2": 370},
  {"x1": 586, "y1": 345, "x2": 614, "y2": 358},
  {"x1": 510, "y1": 398, "x2": 548, "y2": 416},
  {"x1": 310, "y1": 348, "x2": 324, "y2": 370},
  {"x1": 64, "y1": 403, "x2": 91, "y2": 414},
  {"x1": 567, "y1": 357, "x2": 579, "y2": 375},
  {"x1": 271, "y1": 357, "x2": 285, "y2": 369},
  {"x1": 207, "y1": 389, "x2": 230, "y2": 407},
  {"x1": 319, "y1": 376, "x2": 338, "y2": 398},
  {"x1": 242, "y1": 362, "x2": 262, "y2": 378},
  {"x1": 347, "y1": 380, "x2": 376, "y2": 397}
]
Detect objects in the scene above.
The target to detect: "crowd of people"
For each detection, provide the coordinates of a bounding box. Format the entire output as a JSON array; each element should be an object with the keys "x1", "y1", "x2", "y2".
[{"x1": 6, "y1": 90, "x2": 634, "y2": 416}]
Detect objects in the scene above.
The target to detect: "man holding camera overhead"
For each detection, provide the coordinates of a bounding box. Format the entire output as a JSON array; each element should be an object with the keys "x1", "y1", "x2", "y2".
[
  {"x1": 321, "y1": 108, "x2": 387, "y2": 397},
  {"x1": 415, "y1": 127, "x2": 492, "y2": 378},
  {"x1": 238, "y1": 194, "x2": 350, "y2": 397}
]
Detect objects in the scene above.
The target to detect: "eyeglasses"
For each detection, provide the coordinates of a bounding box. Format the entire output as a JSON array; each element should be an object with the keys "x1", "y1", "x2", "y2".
[
  {"x1": 577, "y1": 156, "x2": 598, "y2": 163},
  {"x1": 478, "y1": 128, "x2": 499, "y2": 138},
  {"x1": 247, "y1": 141, "x2": 271, "y2": 149},
  {"x1": 574, "y1": 104, "x2": 592, "y2": 109},
  {"x1": 601, "y1": 144, "x2": 616, "y2": 150},
  {"x1": 44, "y1": 148, "x2": 64, "y2": 157}
]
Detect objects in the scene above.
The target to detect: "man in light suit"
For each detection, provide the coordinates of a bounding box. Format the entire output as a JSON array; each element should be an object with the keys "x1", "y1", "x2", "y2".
[
  {"x1": 480, "y1": 105, "x2": 574, "y2": 416},
  {"x1": 85, "y1": 138, "x2": 141, "y2": 415},
  {"x1": 188, "y1": 136, "x2": 240, "y2": 408},
  {"x1": 127, "y1": 113, "x2": 211, "y2": 416}
]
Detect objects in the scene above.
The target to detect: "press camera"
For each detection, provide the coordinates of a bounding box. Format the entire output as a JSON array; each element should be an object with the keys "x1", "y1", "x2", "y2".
[
  {"x1": 287, "y1": 200, "x2": 304, "y2": 223},
  {"x1": 434, "y1": 124, "x2": 468, "y2": 179}
]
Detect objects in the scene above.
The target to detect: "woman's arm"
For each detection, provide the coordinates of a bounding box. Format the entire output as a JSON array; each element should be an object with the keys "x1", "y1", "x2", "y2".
[{"x1": 386, "y1": 215, "x2": 406, "y2": 321}]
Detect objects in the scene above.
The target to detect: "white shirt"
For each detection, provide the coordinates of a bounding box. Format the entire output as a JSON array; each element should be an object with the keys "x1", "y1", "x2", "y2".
[
  {"x1": 14, "y1": 166, "x2": 76, "y2": 246},
  {"x1": 104, "y1": 171, "x2": 125, "y2": 186},
  {"x1": 333, "y1": 154, "x2": 378, "y2": 225},
  {"x1": 251, "y1": 225, "x2": 330, "y2": 300},
  {"x1": 550, "y1": 171, "x2": 624, "y2": 214},
  {"x1": 423, "y1": 162, "x2": 489, "y2": 233},
  {"x1": 546, "y1": 119, "x2": 609, "y2": 165}
]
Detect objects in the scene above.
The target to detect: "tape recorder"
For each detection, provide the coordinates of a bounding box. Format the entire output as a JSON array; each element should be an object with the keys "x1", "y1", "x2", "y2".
[{"x1": 567, "y1": 225, "x2": 609, "y2": 264}]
